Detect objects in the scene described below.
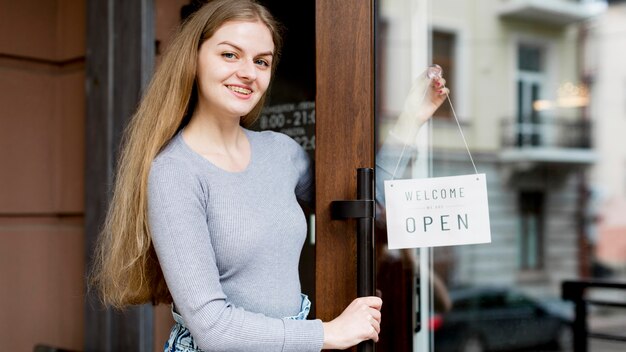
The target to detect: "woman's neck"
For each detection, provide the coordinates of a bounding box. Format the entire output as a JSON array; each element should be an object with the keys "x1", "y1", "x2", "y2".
[
  {"x1": 184, "y1": 111, "x2": 243, "y2": 153},
  {"x1": 181, "y1": 111, "x2": 252, "y2": 172}
]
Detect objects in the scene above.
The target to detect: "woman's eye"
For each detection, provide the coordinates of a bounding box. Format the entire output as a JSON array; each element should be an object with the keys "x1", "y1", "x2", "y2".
[
  {"x1": 222, "y1": 52, "x2": 236, "y2": 59},
  {"x1": 255, "y1": 59, "x2": 270, "y2": 67}
]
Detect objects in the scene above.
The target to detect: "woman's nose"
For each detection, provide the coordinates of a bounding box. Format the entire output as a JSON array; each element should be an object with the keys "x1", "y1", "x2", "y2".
[{"x1": 236, "y1": 60, "x2": 257, "y2": 81}]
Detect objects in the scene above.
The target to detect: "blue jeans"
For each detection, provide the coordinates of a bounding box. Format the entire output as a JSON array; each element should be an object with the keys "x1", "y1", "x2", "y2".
[{"x1": 164, "y1": 294, "x2": 311, "y2": 352}]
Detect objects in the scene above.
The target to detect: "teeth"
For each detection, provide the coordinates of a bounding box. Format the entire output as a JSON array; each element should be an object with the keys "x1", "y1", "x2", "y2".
[{"x1": 227, "y1": 86, "x2": 252, "y2": 95}]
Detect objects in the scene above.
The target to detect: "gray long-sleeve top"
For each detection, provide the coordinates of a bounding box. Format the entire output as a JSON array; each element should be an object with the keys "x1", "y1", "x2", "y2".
[{"x1": 147, "y1": 128, "x2": 324, "y2": 351}]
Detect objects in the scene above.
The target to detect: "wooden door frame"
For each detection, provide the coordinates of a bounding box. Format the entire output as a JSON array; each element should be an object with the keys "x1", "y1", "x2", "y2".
[{"x1": 315, "y1": 0, "x2": 375, "y2": 328}]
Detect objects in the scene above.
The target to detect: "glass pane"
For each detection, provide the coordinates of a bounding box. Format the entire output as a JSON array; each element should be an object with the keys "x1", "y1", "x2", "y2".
[
  {"x1": 375, "y1": 0, "x2": 432, "y2": 351},
  {"x1": 518, "y1": 45, "x2": 543, "y2": 72},
  {"x1": 377, "y1": 0, "x2": 626, "y2": 351}
]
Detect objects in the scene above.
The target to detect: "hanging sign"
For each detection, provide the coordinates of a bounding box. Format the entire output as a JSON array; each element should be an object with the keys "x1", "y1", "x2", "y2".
[{"x1": 384, "y1": 174, "x2": 491, "y2": 249}]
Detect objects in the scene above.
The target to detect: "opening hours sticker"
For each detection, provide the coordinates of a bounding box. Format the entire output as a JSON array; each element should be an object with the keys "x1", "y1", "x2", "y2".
[{"x1": 383, "y1": 174, "x2": 491, "y2": 249}]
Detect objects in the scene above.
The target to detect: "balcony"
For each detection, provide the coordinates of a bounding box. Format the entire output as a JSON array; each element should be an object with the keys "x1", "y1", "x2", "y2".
[
  {"x1": 498, "y1": 0, "x2": 608, "y2": 26},
  {"x1": 499, "y1": 117, "x2": 597, "y2": 167}
]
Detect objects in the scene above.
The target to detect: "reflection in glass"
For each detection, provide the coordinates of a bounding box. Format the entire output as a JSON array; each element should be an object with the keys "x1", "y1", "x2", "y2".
[
  {"x1": 375, "y1": 2, "x2": 448, "y2": 351},
  {"x1": 376, "y1": 0, "x2": 626, "y2": 351}
]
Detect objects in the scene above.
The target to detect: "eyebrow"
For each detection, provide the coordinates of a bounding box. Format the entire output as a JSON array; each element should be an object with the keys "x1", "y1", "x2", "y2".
[{"x1": 218, "y1": 41, "x2": 274, "y2": 57}]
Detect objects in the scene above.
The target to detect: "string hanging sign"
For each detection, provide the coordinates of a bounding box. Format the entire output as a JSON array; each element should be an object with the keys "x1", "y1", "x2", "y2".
[{"x1": 383, "y1": 65, "x2": 491, "y2": 249}]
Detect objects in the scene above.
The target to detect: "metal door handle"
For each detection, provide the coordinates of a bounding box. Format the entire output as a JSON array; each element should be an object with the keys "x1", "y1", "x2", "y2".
[{"x1": 331, "y1": 168, "x2": 376, "y2": 352}]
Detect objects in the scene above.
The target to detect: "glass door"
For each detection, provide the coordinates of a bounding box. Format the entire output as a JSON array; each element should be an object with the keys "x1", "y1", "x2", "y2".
[
  {"x1": 516, "y1": 44, "x2": 547, "y2": 147},
  {"x1": 314, "y1": 0, "x2": 433, "y2": 351},
  {"x1": 371, "y1": 1, "x2": 626, "y2": 352},
  {"x1": 374, "y1": 1, "x2": 434, "y2": 351},
  {"x1": 273, "y1": 1, "x2": 624, "y2": 352}
]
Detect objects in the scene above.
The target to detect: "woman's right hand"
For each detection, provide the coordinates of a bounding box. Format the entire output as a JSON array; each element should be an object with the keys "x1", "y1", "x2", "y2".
[
  {"x1": 322, "y1": 296, "x2": 383, "y2": 350},
  {"x1": 389, "y1": 68, "x2": 449, "y2": 145}
]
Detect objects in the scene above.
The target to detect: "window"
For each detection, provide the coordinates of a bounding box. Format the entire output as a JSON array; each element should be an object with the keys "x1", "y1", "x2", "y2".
[
  {"x1": 516, "y1": 44, "x2": 546, "y2": 146},
  {"x1": 478, "y1": 293, "x2": 507, "y2": 309},
  {"x1": 518, "y1": 45, "x2": 543, "y2": 72},
  {"x1": 518, "y1": 192, "x2": 544, "y2": 270},
  {"x1": 505, "y1": 292, "x2": 535, "y2": 309},
  {"x1": 432, "y1": 30, "x2": 456, "y2": 118},
  {"x1": 452, "y1": 298, "x2": 473, "y2": 312}
]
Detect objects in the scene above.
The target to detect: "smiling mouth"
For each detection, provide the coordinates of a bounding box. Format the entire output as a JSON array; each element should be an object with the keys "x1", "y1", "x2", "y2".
[{"x1": 227, "y1": 85, "x2": 252, "y2": 95}]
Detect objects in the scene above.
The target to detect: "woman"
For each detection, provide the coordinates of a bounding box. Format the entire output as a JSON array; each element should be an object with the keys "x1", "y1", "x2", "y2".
[{"x1": 91, "y1": 0, "x2": 448, "y2": 351}]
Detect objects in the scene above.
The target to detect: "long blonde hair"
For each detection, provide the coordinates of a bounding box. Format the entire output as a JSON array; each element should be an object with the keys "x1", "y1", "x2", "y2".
[{"x1": 90, "y1": 0, "x2": 283, "y2": 308}]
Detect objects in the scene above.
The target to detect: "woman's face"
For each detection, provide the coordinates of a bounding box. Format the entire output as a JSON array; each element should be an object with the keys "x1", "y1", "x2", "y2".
[{"x1": 195, "y1": 20, "x2": 274, "y2": 120}]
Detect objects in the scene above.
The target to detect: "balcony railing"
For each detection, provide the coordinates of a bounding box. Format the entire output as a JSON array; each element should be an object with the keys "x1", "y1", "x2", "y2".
[
  {"x1": 499, "y1": 117, "x2": 596, "y2": 166},
  {"x1": 500, "y1": 117, "x2": 592, "y2": 149}
]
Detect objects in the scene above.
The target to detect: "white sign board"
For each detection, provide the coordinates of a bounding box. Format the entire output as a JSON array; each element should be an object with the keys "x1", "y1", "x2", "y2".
[{"x1": 383, "y1": 174, "x2": 491, "y2": 249}]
